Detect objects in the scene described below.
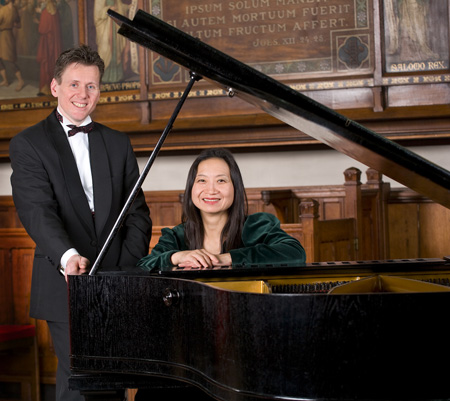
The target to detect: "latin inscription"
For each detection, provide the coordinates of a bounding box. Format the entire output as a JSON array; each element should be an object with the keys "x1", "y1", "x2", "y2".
[
  {"x1": 390, "y1": 61, "x2": 448, "y2": 73},
  {"x1": 166, "y1": 0, "x2": 354, "y2": 49},
  {"x1": 152, "y1": 0, "x2": 369, "y2": 77}
]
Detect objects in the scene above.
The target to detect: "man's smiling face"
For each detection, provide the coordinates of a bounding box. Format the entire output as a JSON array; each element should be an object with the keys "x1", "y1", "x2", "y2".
[{"x1": 50, "y1": 62, "x2": 101, "y2": 126}]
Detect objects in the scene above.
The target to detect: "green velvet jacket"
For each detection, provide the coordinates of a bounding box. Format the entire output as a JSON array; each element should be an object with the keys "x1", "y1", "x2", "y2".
[{"x1": 137, "y1": 212, "x2": 306, "y2": 271}]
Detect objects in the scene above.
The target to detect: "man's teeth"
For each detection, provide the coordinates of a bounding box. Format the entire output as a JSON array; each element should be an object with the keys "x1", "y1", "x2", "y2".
[{"x1": 73, "y1": 102, "x2": 87, "y2": 108}]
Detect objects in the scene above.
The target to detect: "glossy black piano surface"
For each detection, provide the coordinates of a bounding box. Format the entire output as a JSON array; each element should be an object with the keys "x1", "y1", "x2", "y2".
[{"x1": 69, "y1": 261, "x2": 450, "y2": 401}]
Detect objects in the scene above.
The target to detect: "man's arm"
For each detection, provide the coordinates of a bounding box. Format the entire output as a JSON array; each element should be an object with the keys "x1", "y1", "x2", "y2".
[{"x1": 10, "y1": 132, "x2": 76, "y2": 268}]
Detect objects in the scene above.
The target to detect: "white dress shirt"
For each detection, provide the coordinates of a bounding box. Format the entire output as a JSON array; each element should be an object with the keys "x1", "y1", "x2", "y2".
[{"x1": 56, "y1": 108, "x2": 94, "y2": 269}]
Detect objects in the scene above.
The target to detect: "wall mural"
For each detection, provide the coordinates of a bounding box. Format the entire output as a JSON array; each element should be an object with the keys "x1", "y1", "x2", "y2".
[
  {"x1": 0, "y1": 0, "x2": 141, "y2": 105},
  {"x1": 384, "y1": 0, "x2": 449, "y2": 73},
  {"x1": 1, "y1": 0, "x2": 449, "y2": 108},
  {"x1": 0, "y1": 0, "x2": 78, "y2": 100},
  {"x1": 85, "y1": 0, "x2": 141, "y2": 91}
]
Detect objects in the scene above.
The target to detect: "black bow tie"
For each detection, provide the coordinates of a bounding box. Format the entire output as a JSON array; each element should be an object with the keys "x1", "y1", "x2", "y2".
[
  {"x1": 67, "y1": 122, "x2": 94, "y2": 137},
  {"x1": 55, "y1": 109, "x2": 94, "y2": 137}
]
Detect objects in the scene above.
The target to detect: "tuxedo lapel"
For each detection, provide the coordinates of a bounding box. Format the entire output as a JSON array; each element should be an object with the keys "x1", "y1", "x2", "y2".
[
  {"x1": 88, "y1": 127, "x2": 112, "y2": 239},
  {"x1": 44, "y1": 114, "x2": 95, "y2": 236}
]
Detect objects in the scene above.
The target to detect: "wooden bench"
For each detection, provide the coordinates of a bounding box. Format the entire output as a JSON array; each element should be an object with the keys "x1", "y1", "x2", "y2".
[{"x1": 0, "y1": 325, "x2": 40, "y2": 401}]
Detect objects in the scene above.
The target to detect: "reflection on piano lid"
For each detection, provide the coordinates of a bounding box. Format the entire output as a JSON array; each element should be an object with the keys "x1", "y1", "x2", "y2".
[{"x1": 107, "y1": 8, "x2": 450, "y2": 209}]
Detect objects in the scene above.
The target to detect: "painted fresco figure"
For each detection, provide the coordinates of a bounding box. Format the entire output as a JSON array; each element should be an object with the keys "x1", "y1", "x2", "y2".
[
  {"x1": 385, "y1": 0, "x2": 438, "y2": 61},
  {"x1": 94, "y1": 0, "x2": 128, "y2": 83},
  {"x1": 36, "y1": 0, "x2": 62, "y2": 95},
  {"x1": 0, "y1": 0, "x2": 25, "y2": 91}
]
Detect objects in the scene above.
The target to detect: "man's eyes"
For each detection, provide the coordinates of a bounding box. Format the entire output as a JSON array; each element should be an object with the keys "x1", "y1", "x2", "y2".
[{"x1": 69, "y1": 84, "x2": 98, "y2": 90}]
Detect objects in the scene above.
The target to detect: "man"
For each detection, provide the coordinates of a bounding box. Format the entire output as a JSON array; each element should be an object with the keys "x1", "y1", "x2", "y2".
[{"x1": 9, "y1": 44, "x2": 152, "y2": 400}]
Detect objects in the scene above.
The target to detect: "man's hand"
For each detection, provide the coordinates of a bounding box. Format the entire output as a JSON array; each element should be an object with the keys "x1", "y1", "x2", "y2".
[{"x1": 64, "y1": 254, "x2": 90, "y2": 281}]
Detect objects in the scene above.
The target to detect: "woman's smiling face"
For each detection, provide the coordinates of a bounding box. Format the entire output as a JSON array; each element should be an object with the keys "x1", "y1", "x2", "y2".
[{"x1": 191, "y1": 158, "x2": 235, "y2": 217}]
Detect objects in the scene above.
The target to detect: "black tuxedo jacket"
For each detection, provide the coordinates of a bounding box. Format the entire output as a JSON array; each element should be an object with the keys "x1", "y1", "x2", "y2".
[{"x1": 10, "y1": 110, "x2": 152, "y2": 322}]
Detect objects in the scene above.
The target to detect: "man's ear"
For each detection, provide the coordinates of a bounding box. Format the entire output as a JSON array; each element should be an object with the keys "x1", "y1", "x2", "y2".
[{"x1": 50, "y1": 78, "x2": 58, "y2": 97}]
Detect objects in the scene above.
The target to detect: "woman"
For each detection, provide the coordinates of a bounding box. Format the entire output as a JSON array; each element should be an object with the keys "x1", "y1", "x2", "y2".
[{"x1": 138, "y1": 148, "x2": 306, "y2": 271}]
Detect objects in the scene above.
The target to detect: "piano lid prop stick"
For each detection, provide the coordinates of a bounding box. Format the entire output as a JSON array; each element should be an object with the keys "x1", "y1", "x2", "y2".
[{"x1": 89, "y1": 72, "x2": 202, "y2": 276}]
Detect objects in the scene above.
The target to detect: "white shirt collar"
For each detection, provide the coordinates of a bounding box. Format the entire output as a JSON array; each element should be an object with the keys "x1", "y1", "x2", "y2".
[{"x1": 56, "y1": 107, "x2": 93, "y2": 129}]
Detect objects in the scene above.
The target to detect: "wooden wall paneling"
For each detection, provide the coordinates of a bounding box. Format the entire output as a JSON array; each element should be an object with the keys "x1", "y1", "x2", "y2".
[
  {"x1": 11, "y1": 247, "x2": 34, "y2": 325},
  {"x1": 388, "y1": 203, "x2": 420, "y2": 259},
  {"x1": 0, "y1": 247, "x2": 13, "y2": 324},
  {"x1": 387, "y1": 84, "x2": 450, "y2": 109},
  {"x1": 316, "y1": 219, "x2": 356, "y2": 262},
  {"x1": 0, "y1": 229, "x2": 35, "y2": 325},
  {"x1": 145, "y1": 190, "x2": 183, "y2": 227},
  {"x1": 260, "y1": 190, "x2": 298, "y2": 224},
  {"x1": 262, "y1": 186, "x2": 350, "y2": 224},
  {"x1": 0, "y1": 108, "x2": 53, "y2": 159},
  {"x1": 0, "y1": 196, "x2": 22, "y2": 229},
  {"x1": 0, "y1": 224, "x2": 35, "y2": 390},
  {"x1": 359, "y1": 165, "x2": 392, "y2": 261},
  {"x1": 245, "y1": 190, "x2": 266, "y2": 216},
  {"x1": 291, "y1": 186, "x2": 350, "y2": 221},
  {"x1": 0, "y1": 228, "x2": 58, "y2": 387},
  {"x1": 365, "y1": 169, "x2": 391, "y2": 259},
  {"x1": 320, "y1": 198, "x2": 345, "y2": 221},
  {"x1": 93, "y1": 99, "x2": 145, "y2": 126},
  {"x1": 298, "y1": 199, "x2": 319, "y2": 263},
  {"x1": 360, "y1": 190, "x2": 380, "y2": 260},
  {"x1": 0, "y1": 199, "x2": 14, "y2": 229},
  {"x1": 304, "y1": 87, "x2": 376, "y2": 111},
  {"x1": 343, "y1": 167, "x2": 363, "y2": 259},
  {"x1": 386, "y1": 188, "x2": 450, "y2": 259},
  {"x1": 417, "y1": 203, "x2": 450, "y2": 258}
]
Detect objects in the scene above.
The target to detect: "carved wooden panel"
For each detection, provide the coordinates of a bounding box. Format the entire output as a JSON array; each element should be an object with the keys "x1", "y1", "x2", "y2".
[
  {"x1": 388, "y1": 190, "x2": 450, "y2": 259},
  {"x1": 0, "y1": 247, "x2": 13, "y2": 325}
]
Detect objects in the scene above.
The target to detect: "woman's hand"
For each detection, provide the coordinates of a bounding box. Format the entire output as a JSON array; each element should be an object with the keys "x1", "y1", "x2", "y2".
[{"x1": 172, "y1": 250, "x2": 232, "y2": 269}]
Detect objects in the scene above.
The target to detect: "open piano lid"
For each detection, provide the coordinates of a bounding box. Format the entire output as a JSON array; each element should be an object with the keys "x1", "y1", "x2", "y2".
[{"x1": 109, "y1": 8, "x2": 450, "y2": 209}]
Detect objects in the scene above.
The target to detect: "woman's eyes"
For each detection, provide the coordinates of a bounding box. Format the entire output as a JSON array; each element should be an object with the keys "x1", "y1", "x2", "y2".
[{"x1": 195, "y1": 179, "x2": 228, "y2": 184}]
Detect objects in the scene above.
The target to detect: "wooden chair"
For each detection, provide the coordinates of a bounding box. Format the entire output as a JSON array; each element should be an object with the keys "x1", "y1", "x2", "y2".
[{"x1": 0, "y1": 325, "x2": 40, "y2": 401}]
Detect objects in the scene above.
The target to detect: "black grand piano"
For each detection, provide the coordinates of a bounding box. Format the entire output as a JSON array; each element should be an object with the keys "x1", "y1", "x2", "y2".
[{"x1": 68, "y1": 8, "x2": 450, "y2": 401}]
